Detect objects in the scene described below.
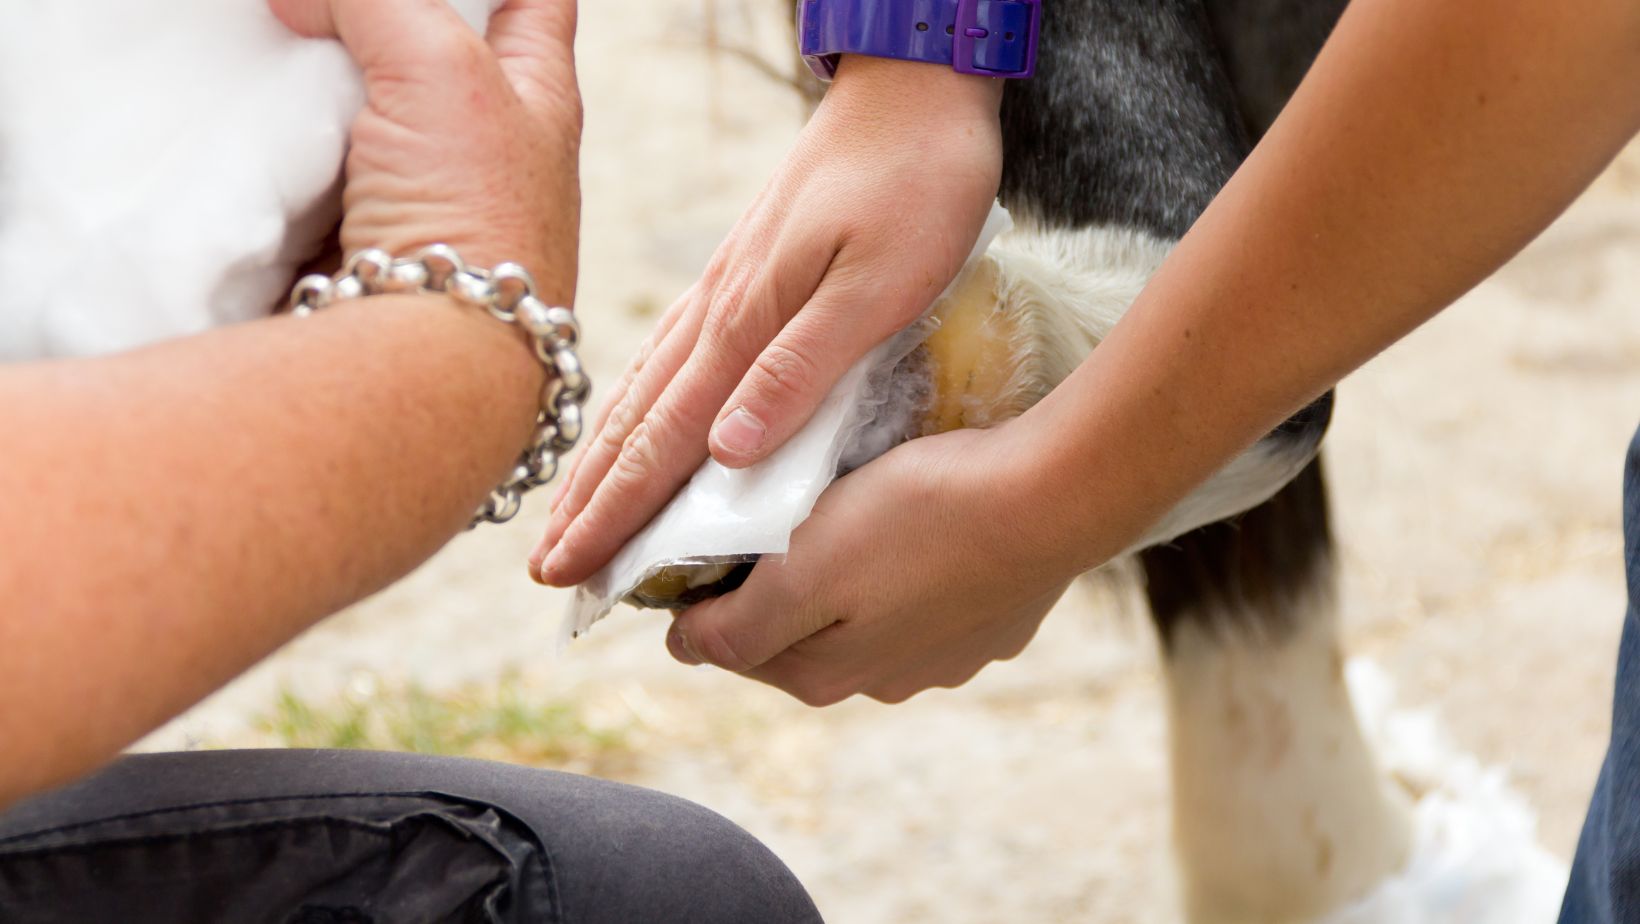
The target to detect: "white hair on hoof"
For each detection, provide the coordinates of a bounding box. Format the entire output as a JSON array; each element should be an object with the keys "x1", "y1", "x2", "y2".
[
  {"x1": 1162, "y1": 571, "x2": 1566, "y2": 924},
  {"x1": 1316, "y1": 660, "x2": 1569, "y2": 924},
  {"x1": 1164, "y1": 583, "x2": 1415, "y2": 924}
]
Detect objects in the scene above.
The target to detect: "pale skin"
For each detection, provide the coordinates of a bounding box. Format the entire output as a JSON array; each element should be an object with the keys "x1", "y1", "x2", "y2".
[
  {"x1": 11, "y1": 0, "x2": 1633, "y2": 818},
  {"x1": 532, "y1": 56, "x2": 1006, "y2": 585},
  {"x1": 625, "y1": 0, "x2": 1640, "y2": 705},
  {"x1": 0, "y1": 0, "x2": 582, "y2": 807}
]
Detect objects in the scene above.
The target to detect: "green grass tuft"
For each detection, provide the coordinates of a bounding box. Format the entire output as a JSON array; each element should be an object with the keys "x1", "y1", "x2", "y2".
[{"x1": 257, "y1": 673, "x2": 635, "y2": 775}]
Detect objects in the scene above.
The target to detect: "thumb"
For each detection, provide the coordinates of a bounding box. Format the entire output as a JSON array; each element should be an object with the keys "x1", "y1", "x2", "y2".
[
  {"x1": 666, "y1": 574, "x2": 834, "y2": 672},
  {"x1": 268, "y1": 0, "x2": 486, "y2": 85},
  {"x1": 489, "y1": 0, "x2": 580, "y2": 111},
  {"x1": 709, "y1": 268, "x2": 926, "y2": 468},
  {"x1": 267, "y1": 0, "x2": 339, "y2": 37}
]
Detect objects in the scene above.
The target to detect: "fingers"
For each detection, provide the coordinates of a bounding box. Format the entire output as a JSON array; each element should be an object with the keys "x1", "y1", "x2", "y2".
[
  {"x1": 270, "y1": 0, "x2": 481, "y2": 75},
  {"x1": 743, "y1": 612, "x2": 1041, "y2": 709},
  {"x1": 538, "y1": 228, "x2": 835, "y2": 586},
  {"x1": 537, "y1": 333, "x2": 747, "y2": 586},
  {"x1": 592, "y1": 290, "x2": 693, "y2": 436},
  {"x1": 488, "y1": 0, "x2": 580, "y2": 115},
  {"x1": 270, "y1": 0, "x2": 520, "y2": 152},
  {"x1": 707, "y1": 251, "x2": 936, "y2": 468},
  {"x1": 489, "y1": 0, "x2": 577, "y2": 63},
  {"x1": 543, "y1": 343, "x2": 646, "y2": 515},
  {"x1": 530, "y1": 303, "x2": 703, "y2": 568},
  {"x1": 861, "y1": 594, "x2": 1053, "y2": 704},
  {"x1": 706, "y1": 278, "x2": 862, "y2": 466},
  {"x1": 666, "y1": 565, "x2": 838, "y2": 674},
  {"x1": 537, "y1": 247, "x2": 735, "y2": 563},
  {"x1": 271, "y1": 0, "x2": 579, "y2": 134},
  {"x1": 267, "y1": 0, "x2": 336, "y2": 37},
  {"x1": 536, "y1": 312, "x2": 700, "y2": 575},
  {"x1": 741, "y1": 647, "x2": 866, "y2": 708},
  {"x1": 562, "y1": 292, "x2": 692, "y2": 494}
]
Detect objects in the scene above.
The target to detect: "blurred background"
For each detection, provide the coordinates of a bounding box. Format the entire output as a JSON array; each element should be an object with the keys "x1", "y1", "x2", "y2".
[{"x1": 143, "y1": 1, "x2": 1640, "y2": 920}]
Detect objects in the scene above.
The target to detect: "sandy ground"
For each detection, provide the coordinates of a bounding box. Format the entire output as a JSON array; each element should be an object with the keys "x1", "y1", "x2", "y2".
[{"x1": 145, "y1": 3, "x2": 1640, "y2": 921}]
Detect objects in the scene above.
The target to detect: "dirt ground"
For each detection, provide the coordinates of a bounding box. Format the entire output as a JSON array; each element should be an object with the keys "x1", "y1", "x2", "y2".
[{"x1": 144, "y1": 3, "x2": 1640, "y2": 921}]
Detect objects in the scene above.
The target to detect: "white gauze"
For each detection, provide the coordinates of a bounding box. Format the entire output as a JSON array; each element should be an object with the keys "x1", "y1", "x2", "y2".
[
  {"x1": 564, "y1": 203, "x2": 1014, "y2": 641},
  {"x1": 0, "y1": 0, "x2": 501, "y2": 360}
]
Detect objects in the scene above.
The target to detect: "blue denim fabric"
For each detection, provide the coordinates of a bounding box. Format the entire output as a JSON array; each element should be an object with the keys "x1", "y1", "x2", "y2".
[{"x1": 1562, "y1": 423, "x2": 1640, "y2": 922}]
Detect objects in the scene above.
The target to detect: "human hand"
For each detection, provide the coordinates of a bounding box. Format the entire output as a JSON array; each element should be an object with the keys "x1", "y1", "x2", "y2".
[
  {"x1": 531, "y1": 55, "x2": 1003, "y2": 586},
  {"x1": 660, "y1": 425, "x2": 1078, "y2": 705},
  {"x1": 270, "y1": 0, "x2": 581, "y2": 305}
]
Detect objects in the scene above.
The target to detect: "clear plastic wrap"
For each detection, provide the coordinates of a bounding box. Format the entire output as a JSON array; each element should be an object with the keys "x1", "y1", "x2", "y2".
[{"x1": 563, "y1": 203, "x2": 1014, "y2": 641}]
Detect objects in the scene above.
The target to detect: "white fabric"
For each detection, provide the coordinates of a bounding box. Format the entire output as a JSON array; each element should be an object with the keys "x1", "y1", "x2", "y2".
[{"x1": 0, "y1": 0, "x2": 499, "y2": 361}]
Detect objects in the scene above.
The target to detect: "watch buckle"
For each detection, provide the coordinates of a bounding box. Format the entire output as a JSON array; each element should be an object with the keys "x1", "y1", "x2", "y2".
[{"x1": 952, "y1": 0, "x2": 1041, "y2": 79}]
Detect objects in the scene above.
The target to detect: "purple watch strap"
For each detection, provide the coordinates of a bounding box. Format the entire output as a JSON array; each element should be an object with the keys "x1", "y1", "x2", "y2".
[{"x1": 798, "y1": 0, "x2": 1041, "y2": 81}]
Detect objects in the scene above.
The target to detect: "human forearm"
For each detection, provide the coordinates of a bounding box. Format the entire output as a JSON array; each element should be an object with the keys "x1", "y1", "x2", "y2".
[
  {"x1": 829, "y1": 53, "x2": 1004, "y2": 124},
  {"x1": 0, "y1": 298, "x2": 540, "y2": 802},
  {"x1": 1019, "y1": 0, "x2": 1640, "y2": 571},
  {"x1": 0, "y1": 0, "x2": 581, "y2": 805}
]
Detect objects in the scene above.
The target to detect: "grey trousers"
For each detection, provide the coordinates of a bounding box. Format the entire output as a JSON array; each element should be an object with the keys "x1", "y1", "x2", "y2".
[{"x1": 0, "y1": 750, "x2": 822, "y2": 923}]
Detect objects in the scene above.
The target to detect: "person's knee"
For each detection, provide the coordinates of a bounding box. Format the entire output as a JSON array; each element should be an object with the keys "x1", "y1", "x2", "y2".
[
  {"x1": 0, "y1": 751, "x2": 822, "y2": 924},
  {"x1": 485, "y1": 770, "x2": 822, "y2": 923},
  {"x1": 303, "y1": 751, "x2": 820, "y2": 923}
]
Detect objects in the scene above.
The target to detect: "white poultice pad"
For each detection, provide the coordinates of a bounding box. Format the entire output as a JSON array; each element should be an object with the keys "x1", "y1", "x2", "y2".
[
  {"x1": 563, "y1": 204, "x2": 1015, "y2": 642},
  {"x1": 0, "y1": 0, "x2": 501, "y2": 361}
]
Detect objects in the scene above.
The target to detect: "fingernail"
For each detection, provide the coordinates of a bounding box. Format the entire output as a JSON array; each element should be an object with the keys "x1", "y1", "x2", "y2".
[
  {"x1": 667, "y1": 622, "x2": 703, "y2": 666},
  {"x1": 713, "y1": 407, "x2": 766, "y2": 458},
  {"x1": 539, "y1": 547, "x2": 566, "y2": 585},
  {"x1": 528, "y1": 525, "x2": 561, "y2": 575}
]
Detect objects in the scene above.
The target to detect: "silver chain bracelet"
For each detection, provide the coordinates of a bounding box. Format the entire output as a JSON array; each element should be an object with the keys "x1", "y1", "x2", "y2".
[{"x1": 289, "y1": 245, "x2": 589, "y2": 529}]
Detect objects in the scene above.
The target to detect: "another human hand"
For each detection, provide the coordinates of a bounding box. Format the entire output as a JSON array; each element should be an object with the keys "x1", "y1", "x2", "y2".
[
  {"x1": 532, "y1": 55, "x2": 1003, "y2": 586},
  {"x1": 270, "y1": 0, "x2": 582, "y2": 304},
  {"x1": 660, "y1": 425, "x2": 1077, "y2": 705}
]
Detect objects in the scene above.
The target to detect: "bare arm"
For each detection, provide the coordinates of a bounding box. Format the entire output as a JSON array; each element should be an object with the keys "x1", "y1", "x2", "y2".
[
  {"x1": 0, "y1": 0, "x2": 582, "y2": 805},
  {"x1": 663, "y1": 0, "x2": 1640, "y2": 704},
  {"x1": 0, "y1": 300, "x2": 537, "y2": 802},
  {"x1": 1027, "y1": 0, "x2": 1640, "y2": 573}
]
